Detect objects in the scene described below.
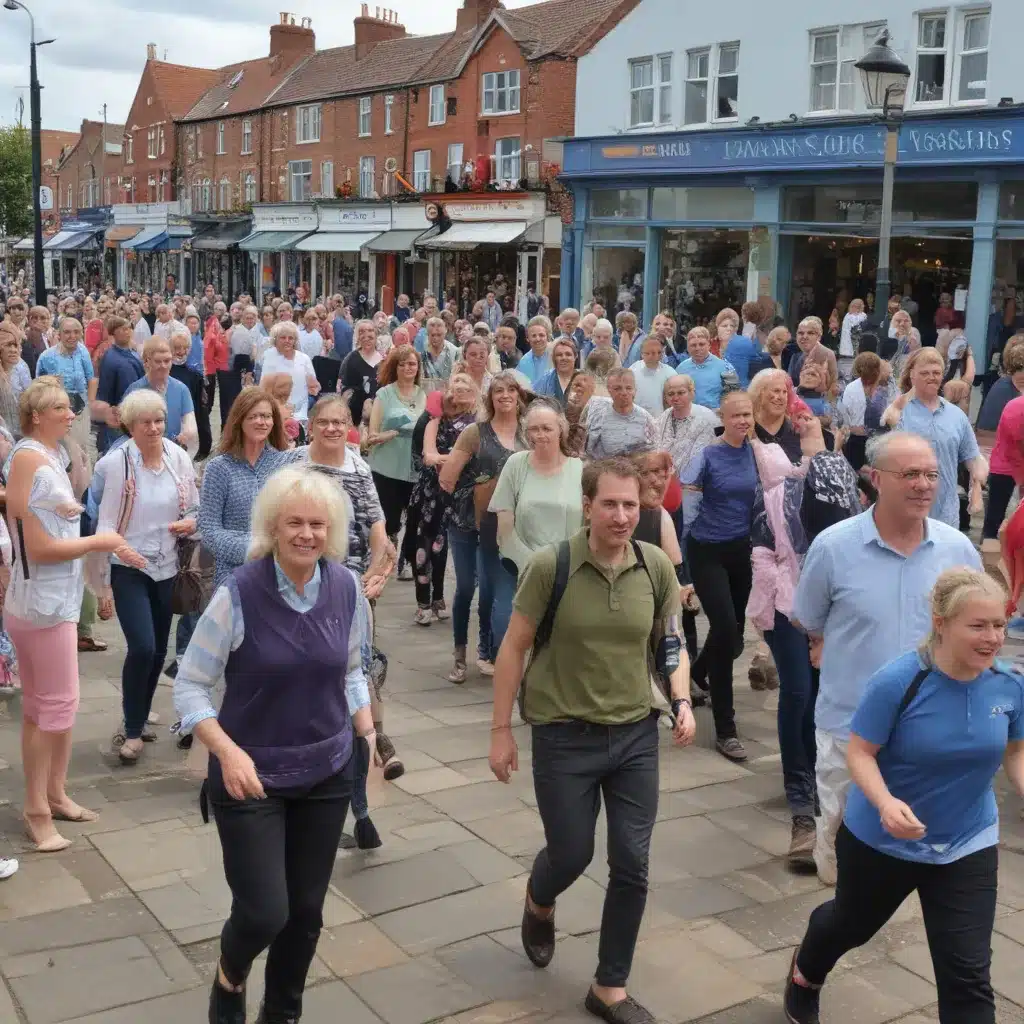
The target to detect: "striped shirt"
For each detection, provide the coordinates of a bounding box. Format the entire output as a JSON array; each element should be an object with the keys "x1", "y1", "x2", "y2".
[{"x1": 583, "y1": 397, "x2": 657, "y2": 459}]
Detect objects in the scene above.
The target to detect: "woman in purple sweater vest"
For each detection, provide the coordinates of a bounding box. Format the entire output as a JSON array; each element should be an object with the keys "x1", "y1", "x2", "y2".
[{"x1": 173, "y1": 466, "x2": 378, "y2": 1024}]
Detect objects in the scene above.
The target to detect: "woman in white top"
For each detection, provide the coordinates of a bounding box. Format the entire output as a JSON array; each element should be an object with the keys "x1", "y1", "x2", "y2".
[
  {"x1": 261, "y1": 322, "x2": 320, "y2": 428},
  {"x1": 87, "y1": 390, "x2": 199, "y2": 766},
  {"x1": 7, "y1": 378, "x2": 142, "y2": 851}
]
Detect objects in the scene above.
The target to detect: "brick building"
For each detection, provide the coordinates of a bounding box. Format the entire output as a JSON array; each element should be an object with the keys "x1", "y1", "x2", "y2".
[
  {"x1": 39, "y1": 129, "x2": 78, "y2": 233},
  {"x1": 55, "y1": 118, "x2": 123, "y2": 219}
]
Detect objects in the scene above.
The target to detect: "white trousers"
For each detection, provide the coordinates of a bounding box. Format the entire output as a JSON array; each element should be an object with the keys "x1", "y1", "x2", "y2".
[{"x1": 813, "y1": 728, "x2": 851, "y2": 884}]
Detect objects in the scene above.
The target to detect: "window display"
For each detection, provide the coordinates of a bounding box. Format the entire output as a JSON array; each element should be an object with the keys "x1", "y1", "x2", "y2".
[
  {"x1": 581, "y1": 246, "x2": 644, "y2": 315},
  {"x1": 657, "y1": 229, "x2": 748, "y2": 331}
]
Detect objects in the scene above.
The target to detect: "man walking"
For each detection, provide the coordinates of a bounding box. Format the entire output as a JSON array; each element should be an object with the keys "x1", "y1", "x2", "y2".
[
  {"x1": 490, "y1": 458, "x2": 695, "y2": 1024},
  {"x1": 793, "y1": 433, "x2": 981, "y2": 886}
]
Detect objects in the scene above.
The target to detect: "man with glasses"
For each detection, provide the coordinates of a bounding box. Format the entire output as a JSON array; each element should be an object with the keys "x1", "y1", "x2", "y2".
[{"x1": 792, "y1": 433, "x2": 981, "y2": 886}]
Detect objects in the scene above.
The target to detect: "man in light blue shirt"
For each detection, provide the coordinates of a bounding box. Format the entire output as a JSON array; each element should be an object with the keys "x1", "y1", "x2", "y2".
[
  {"x1": 481, "y1": 290, "x2": 502, "y2": 333},
  {"x1": 793, "y1": 433, "x2": 981, "y2": 884},
  {"x1": 518, "y1": 321, "x2": 553, "y2": 387},
  {"x1": 675, "y1": 327, "x2": 733, "y2": 409},
  {"x1": 124, "y1": 338, "x2": 197, "y2": 449}
]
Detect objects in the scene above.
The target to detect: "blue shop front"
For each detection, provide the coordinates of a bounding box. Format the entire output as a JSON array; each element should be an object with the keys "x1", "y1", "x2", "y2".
[{"x1": 560, "y1": 110, "x2": 1024, "y2": 355}]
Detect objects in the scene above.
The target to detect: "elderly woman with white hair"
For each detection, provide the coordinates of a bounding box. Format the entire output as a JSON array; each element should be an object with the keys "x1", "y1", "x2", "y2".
[
  {"x1": 88, "y1": 389, "x2": 198, "y2": 765},
  {"x1": 260, "y1": 321, "x2": 320, "y2": 437},
  {"x1": 174, "y1": 467, "x2": 378, "y2": 1024}
]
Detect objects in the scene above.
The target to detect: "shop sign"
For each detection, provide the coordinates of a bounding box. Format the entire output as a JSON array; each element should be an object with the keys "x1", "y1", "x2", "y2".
[
  {"x1": 318, "y1": 205, "x2": 391, "y2": 229},
  {"x1": 252, "y1": 204, "x2": 318, "y2": 231},
  {"x1": 442, "y1": 196, "x2": 544, "y2": 222}
]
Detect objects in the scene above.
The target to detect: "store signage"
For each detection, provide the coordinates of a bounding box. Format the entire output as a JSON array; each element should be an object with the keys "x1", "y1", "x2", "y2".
[
  {"x1": 252, "y1": 205, "x2": 318, "y2": 230},
  {"x1": 565, "y1": 114, "x2": 1024, "y2": 175},
  {"x1": 318, "y1": 205, "x2": 391, "y2": 229},
  {"x1": 443, "y1": 197, "x2": 543, "y2": 222}
]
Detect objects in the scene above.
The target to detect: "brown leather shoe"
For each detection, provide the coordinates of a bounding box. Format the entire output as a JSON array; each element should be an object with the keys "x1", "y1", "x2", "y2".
[
  {"x1": 78, "y1": 636, "x2": 108, "y2": 653},
  {"x1": 521, "y1": 884, "x2": 555, "y2": 968}
]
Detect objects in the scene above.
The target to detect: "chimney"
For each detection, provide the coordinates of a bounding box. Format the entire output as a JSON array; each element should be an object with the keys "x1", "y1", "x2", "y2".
[
  {"x1": 146, "y1": 42, "x2": 157, "y2": 61},
  {"x1": 456, "y1": 0, "x2": 501, "y2": 34},
  {"x1": 269, "y1": 12, "x2": 316, "y2": 63},
  {"x1": 354, "y1": 4, "x2": 407, "y2": 60}
]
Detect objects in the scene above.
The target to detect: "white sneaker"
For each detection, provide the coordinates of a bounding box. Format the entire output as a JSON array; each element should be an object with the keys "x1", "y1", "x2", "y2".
[
  {"x1": 414, "y1": 607, "x2": 432, "y2": 626},
  {"x1": 147, "y1": 711, "x2": 160, "y2": 725},
  {"x1": 0, "y1": 858, "x2": 18, "y2": 880}
]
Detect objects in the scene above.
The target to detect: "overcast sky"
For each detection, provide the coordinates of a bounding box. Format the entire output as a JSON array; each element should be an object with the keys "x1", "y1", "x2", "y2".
[{"x1": 0, "y1": 0, "x2": 537, "y2": 133}]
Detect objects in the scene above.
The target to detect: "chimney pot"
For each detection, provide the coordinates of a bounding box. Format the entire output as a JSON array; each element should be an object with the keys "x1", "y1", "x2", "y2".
[{"x1": 146, "y1": 42, "x2": 156, "y2": 60}]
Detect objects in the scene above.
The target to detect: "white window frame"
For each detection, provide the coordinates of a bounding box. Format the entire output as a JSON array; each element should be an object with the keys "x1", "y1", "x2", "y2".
[
  {"x1": 713, "y1": 43, "x2": 740, "y2": 121},
  {"x1": 296, "y1": 103, "x2": 322, "y2": 144},
  {"x1": 481, "y1": 70, "x2": 520, "y2": 115},
  {"x1": 241, "y1": 119, "x2": 252, "y2": 155},
  {"x1": 243, "y1": 171, "x2": 257, "y2": 205},
  {"x1": 321, "y1": 160, "x2": 334, "y2": 197},
  {"x1": 809, "y1": 30, "x2": 840, "y2": 112},
  {"x1": 495, "y1": 137, "x2": 521, "y2": 185},
  {"x1": 196, "y1": 127, "x2": 203, "y2": 159},
  {"x1": 358, "y1": 96, "x2": 372, "y2": 137},
  {"x1": 684, "y1": 48, "x2": 710, "y2": 125},
  {"x1": 955, "y1": 9, "x2": 989, "y2": 104},
  {"x1": 158, "y1": 126, "x2": 165, "y2": 155},
  {"x1": 147, "y1": 127, "x2": 157, "y2": 159},
  {"x1": 808, "y1": 23, "x2": 886, "y2": 114},
  {"x1": 447, "y1": 143, "x2": 464, "y2": 183},
  {"x1": 359, "y1": 156, "x2": 375, "y2": 198},
  {"x1": 65, "y1": 183, "x2": 72, "y2": 208},
  {"x1": 912, "y1": 11, "x2": 949, "y2": 105},
  {"x1": 216, "y1": 121, "x2": 226, "y2": 155},
  {"x1": 158, "y1": 172, "x2": 167, "y2": 202},
  {"x1": 384, "y1": 94, "x2": 394, "y2": 134},
  {"x1": 413, "y1": 150, "x2": 431, "y2": 192},
  {"x1": 628, "y1": 57, "x2": 655, "y2": 128},
  {"x1": 148, "y1": 175, "x2": 157, "y2": 202},
  {"x1": 219, "y1": 178, "x2": 231, "y2": 210},
  {"x1": 124, "y1": 134, "x2": 134, "y2": 164},
  {"x1": 201, "y1": 178, "x2": 212, "y2": 212},
  {"x1": 428, "y1": 84, "x2": 446, "y2": 126},
  {"x1": 288, "y1": 159, "x2": 312, "y2": 202}
]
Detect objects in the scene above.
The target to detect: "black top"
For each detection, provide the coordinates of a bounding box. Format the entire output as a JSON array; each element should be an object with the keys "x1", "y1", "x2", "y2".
[
  {"x1": 755, "y1": 419, "x2": 803, "y2": 465},
  {"x1": 633, "y1": 507, "x2": 662, "y2": 546},
  {"x1": 340, "y1": 351, "x2": 381, "y2": 425},
  {"x1": 170, "y1": 363, "x2": 203, "y2": 410}
]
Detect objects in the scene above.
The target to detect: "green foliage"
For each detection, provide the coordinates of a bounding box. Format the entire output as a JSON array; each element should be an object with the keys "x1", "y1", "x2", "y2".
[{"x1": 0, "y1": 125, "x2": 32, "y2": 239}]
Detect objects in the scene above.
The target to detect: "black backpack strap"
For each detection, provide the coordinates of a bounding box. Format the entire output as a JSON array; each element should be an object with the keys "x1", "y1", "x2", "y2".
[
  {"x1": 533, "y1": 540, "x2": 571, "y2": 652},
  {"x1": 15, "y1": 518, "x2": 29, "y2": 580},
  {"x1": 896, "y1": 667, "x2": 930, "y2": 719}
]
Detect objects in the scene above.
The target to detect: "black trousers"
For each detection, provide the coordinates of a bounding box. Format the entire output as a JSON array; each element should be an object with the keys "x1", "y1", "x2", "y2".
[
  {"x1": 686, "y1": 536, "x2": 752, "y2": 739},
  {"x1": 372, "y1": 472, "x2": 416, "y2": 567},
  {"x1": 195, "y1": 398, "x2": 212, "y2": 460},
  {"x1": 983, "y1": 472, "x2": 1017, "y2": 540},
  {"x1": 530, "y1": 714, "x2": 659, "y2": 988},
  {"x1": 209, "y1": 756, "x2": 352, "y2": 1019},
  {"x1": 797, "y1": 825, "x2": 997, "y2": 1024}
]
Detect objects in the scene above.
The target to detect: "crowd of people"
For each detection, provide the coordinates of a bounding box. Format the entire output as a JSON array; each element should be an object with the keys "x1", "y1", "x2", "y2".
[{"x1": 0, "y1": 277, "x2": 1023, "y2": 1024}]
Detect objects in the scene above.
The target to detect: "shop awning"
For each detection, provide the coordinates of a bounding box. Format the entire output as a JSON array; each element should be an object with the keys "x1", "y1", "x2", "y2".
[
  {"x1": 64, "y1": 232, "x2": 101, "y2": 251},
  {"x1": 13, "y1": 237, "x2": 35, "y2": 252},
  {"x1": 420, "y1": 221, "x2": 528, "y2": 250},
  {"x1": 44, "y1": 229, "x2": 98, "y2": 251},
  {"x1": 121, "y1": 226, "x2": 166, "y2": 251},
  {"x1": 237, "y1": 230, "x2": 312, "y2": 252},
  {"x1": 365, "y1": 229, "x2": 427, "y2": 253},
  {"x1": 105, "y1": 225, "x2": 143, "y2": 248},
  {"x1": 190, "y1": 221, "x2": 252, "y2": 250},
  {"x1": 294, "y1": 231, "x2": 382, "y2": 253}
]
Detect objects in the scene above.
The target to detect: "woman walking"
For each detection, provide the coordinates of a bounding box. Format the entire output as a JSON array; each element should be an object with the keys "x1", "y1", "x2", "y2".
[
  {"x1": 261, "y1": 322, "x2": 320, "y2": 442},
  {"x1": 174, "y1": 468, "x2": 379, "y2": 1024},
  {"x1": 534, "y1": 339, "x2": 578, "y2": 407},
  {"x1": 339, "y1": 320, "x2": 384, "y2": 428},
  {"x1": 786, "y1": 568, "x2": 1021, "y2": 1024},
  {"x1": 7, "y1": 378, "x2": 141, "y2": 850},
  {"x1": 88, "y1": 390, "x2": 199, "y2": 765}
]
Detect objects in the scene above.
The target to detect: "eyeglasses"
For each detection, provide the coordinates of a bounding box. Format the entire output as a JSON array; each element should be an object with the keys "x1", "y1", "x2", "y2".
[{"x1": 876, "y1": 468, "x2": 939, "y2": 483}]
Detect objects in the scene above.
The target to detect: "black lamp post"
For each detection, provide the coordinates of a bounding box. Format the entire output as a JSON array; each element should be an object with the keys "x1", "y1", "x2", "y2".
[
  {"x1": 4, "y1": 0, "x2": 54, "y2": 306},
  {"x1": 855, "y1": 30, "x2": 912, "y2": 314}
]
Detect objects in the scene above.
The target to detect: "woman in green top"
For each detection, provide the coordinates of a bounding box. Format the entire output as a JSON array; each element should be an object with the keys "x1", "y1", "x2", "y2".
[
  {"x1": 366, "y1": 344, "x2": 426, "y2": 579},
  {"x1": 488, "y1": 399, "x2": 584, "y2": 650}
]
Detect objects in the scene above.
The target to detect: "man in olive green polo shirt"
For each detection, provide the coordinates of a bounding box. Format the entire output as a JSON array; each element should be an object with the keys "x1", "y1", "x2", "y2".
[{"x1": 489, "y1": 457, "x2": 696, "y2": 1024}]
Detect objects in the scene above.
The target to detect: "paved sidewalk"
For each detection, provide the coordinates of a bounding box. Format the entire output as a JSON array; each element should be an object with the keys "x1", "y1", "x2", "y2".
[{"x1": 0, "y1": 580, "x2": 1021, "y2": 1023}]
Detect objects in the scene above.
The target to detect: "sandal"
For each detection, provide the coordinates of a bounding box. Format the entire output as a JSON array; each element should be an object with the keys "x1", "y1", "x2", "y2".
[
  {"x1": 118, "y1": 738, "x2": 144, "y2": 765},
  {"x1": 77, "y1": 636, "x2": 108, "y2": 653}
]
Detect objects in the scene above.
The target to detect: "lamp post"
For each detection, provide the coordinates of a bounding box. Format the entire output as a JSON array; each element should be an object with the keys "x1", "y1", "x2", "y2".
[
  {"x1": 4, "y1": 0, "x2": 55, "y2": 306},
  {"x1": 855, "y1": 30, "x2": 912, "y2": 314}
]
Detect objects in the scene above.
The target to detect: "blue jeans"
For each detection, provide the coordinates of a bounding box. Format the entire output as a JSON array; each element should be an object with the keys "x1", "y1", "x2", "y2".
[
  {"x1": 175, "y1": 611, "x2": 200, "y2": 659},
  {"x1": 448, "y1": 526, "x2": 494, "y2": 659},
  {"x1": 764, "y1": 610, "x2": 818, "y2": 818},
  {"x1": 482, "y1": 546, "x2": 517, "y2": 661},
  {"x1": 110, "y1": 566, "x2": 175, "y2": 739}
]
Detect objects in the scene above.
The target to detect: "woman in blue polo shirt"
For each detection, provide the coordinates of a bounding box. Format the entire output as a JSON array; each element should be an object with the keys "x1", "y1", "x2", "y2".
[{"x1": 785, "y1": 567, "x2": 1024, "y2": 1024}]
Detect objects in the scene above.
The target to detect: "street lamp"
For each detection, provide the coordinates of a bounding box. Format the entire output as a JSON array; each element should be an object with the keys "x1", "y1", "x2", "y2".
[
  {"x1": 855, "y1": 30, "x2": 911, "y2": 314},
  {"x1": 4, "y1": 0, "x2": 55, "y2": 306}
]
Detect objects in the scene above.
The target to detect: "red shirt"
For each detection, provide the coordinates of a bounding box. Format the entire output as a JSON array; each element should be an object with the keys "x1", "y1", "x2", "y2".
[{"x1": 991, "y1": 395, "x2": 1024, "y2": 484}]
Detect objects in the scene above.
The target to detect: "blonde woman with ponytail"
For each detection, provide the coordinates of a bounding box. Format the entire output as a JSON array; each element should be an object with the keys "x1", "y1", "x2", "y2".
[{"x1": 786, "y1": 567, "x2": 1024, "y2": 1024}]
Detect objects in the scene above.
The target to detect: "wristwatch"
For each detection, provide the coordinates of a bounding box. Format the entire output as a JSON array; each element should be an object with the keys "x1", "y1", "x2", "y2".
[{"x1": 670, "y1": 697, "x2": 691, "y2": 719}]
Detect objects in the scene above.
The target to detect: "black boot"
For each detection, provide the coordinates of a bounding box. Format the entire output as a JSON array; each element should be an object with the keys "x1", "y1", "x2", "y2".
[{"x1": 209, "y1": 979, "x2": 246, "y2": 1024}]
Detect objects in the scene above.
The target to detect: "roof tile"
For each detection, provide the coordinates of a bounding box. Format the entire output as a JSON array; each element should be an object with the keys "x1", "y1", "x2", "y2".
[
  {"x1": 500, "y1": 0, "x2": 629, "y2": 59},
  {"x1": 148, "y1": 61, "x2": 225, "y2": 120}
]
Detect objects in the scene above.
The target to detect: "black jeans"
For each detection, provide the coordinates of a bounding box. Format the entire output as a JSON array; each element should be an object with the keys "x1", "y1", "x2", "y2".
[
  {"x1": 686, "y1": 536, "x2": 752, "y2": 739},
  {"x1": 210, "y1": 756, "x2": 353, "y2": 1019},
  {"x1": 983, "y1": 472, "x2": 1017, "y2": 540},
  {"x1": 530, "y1": 714, "x2": 659, "y2": 988},
  {"x1": 797, "y1": 825, "x2": 997, "y2": 1024},
  {"x1": 110, "y1": 566, "x2": 175, "y2": 740},
  {"x1": 372, "y1": 472, "x2": 416, "y2": 568}
]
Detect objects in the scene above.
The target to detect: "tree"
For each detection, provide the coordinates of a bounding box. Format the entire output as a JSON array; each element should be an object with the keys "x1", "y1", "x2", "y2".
[{"x1": 0, "y1": 125, "x2": 32, "y2": 240}]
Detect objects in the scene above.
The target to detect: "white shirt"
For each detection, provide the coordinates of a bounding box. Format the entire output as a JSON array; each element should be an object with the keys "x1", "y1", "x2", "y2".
[
  {"x1": 153, "y1": 318, "x2": 185, "y2": 341},
  {"x1": 117, "y1": 457, "x2": 181, "y2": 581},
  {"x1": 297, "y1": 327, "x2": 323, "y2": 360},
  {"x1": 632, "y1": 362, "x2": 678, "y2": 417},
  {"x1": 839, "y1": 312, "x2": 867, "y2": 358},
  {"x1": 132, "y1": 317, "x2": 152, "y2": 352},
  {"x1": 262, "y1": 348, "x2": 316, "y2": 423}
]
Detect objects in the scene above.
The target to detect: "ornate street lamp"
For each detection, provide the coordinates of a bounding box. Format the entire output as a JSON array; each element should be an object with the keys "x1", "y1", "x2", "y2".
[{"x1": 855, "y1": 31, "x2": 911, "y2": 313}]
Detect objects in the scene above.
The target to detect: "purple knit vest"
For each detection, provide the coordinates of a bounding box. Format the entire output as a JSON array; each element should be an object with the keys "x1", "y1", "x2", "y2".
[{"x1": 219, "y1": 555, "x2": 355, "y2": 790}]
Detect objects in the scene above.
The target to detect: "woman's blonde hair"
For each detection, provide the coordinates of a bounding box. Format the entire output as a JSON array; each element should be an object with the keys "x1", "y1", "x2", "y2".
[
  {"x1": 19, "y1": 375, "x2": 67, "y2": 436},
  {"x1": 249, "y1": 466, "x2": 349, "y2": 563},
  {"x1": 747, "y1": 367, "x2": 790, "y2": 417},
  {"x1": 918, "y1": 567, "x2": 1006, "y2": 664},
  {"x1": 119, "y1": 388, "x2": 167, "y2": 432},
  {"x1": 899, "y1": 346, "x2": 945, "y2": 393},
  {"x1": 142, "y1": 336, "x2": 171, "y2": 362}
]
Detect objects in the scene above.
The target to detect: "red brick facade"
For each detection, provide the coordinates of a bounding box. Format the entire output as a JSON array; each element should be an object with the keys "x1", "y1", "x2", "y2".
[{"x1": 56, "y1": 119, "x2": 124, "y2": 220}]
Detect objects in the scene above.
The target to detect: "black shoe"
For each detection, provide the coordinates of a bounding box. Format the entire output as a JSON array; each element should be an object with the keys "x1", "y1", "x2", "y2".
[
  {"x1": 584, "y1": 989, "x2": 654, "y2": 1024},
  {"x1": 254, "y1": 1002, "x2": 298, "y2": 1024},
  {"x1": 209, "y1": 979, "x2": 246, "y2": 1024},
  {"x1": 354, "y1": 816, "x2": 383, "y2": 850},
  {"x1": 783, "y1": 953, "x2": 821, "y2": 1024},
  {"x1": 521, "y1": 885, "x2": 555, "y2": 968},
  {"x1": 164, "y1": 660, "x2": 178, "y2": 680}
]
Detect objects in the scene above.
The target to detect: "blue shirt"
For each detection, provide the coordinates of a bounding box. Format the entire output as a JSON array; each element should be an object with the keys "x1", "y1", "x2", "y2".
[
  {"x1": 518, "y1": 349, "x2": 553, "y2": 387},
  {"x1": 793, "y1": 510, "x2": 982, "y2": 738},
  {"x1": 36, "y1": 343, "x2": 94, "y2": 397},
  {"x1": 895, "y1": 398, "x2": 980, "y2": 528},
  {"x1": 96, "y1": 345, "x2": 145, "y2": 453},
  {"x1": 123, "y1": 375, "x2": 195, "y2": 441},
  {"x1": 721, "y1": 335, "x2": 763, "y2": 387},
  {"x1": 332, "y1": 317, "x2": 353, "y2": 359},
  {"x1": 414, "y1": 327, "x2": 428, "y2": 353},
  {"x1": 533, "y1": 368, "x2": 569, "y2": 405},
  {"x1": 845, "y1": 651, "x2": 1024, "y2": 864},
  {"x1": 676, "y1": 354, "x2": 735, "y2": 409},
  {"x1": 680, "y1": 440, "x2": 757, "y2": 543},
  {"x1": 187, "y1": 333, "x2": 205, "y2": 375}
]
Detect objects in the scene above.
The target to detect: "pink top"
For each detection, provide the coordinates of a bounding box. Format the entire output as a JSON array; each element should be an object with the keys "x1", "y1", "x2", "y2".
[{"x1": 991, "y1": 395, "x2": 1024, "y2": 484}]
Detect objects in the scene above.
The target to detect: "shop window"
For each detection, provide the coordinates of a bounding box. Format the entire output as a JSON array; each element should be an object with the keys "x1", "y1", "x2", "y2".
[
  {"x1": 629, "y1": 58, "x2": 655, "y2": 128},
  {"x1": 428, "y1": 85, "x2": 446, "y2": 126},
  {"x1": 243, "y1": 172, "x2": 257, "y2": 205},
  {"x1": 321, "y1": 160, "x2": 334, "y2": 197},
  {"x1": 715, "y1": 44, "x2": 739, "y2": 120},
  {"x1": 358, "y1": 97, "x2": 371, "y2": 137},
  {"x1": 659, "y1": 229, "x2": 749, "y2": 331},
  {"x1": 482, "y1": 70, "x2": 520, "y2": 114},
  {"x1": 447, "y1": 143, "x2": 464, "y2": 184},
  {"x1": 652, "y1": 186, "x2": 755, "y2": 222},
  {"x1": 384, "y1": 95, "x2": 394, "y2": 134},
  {"x1": 288, "y1": 160, "x2": 312, "y2": 202},
  {"x1": 413, "y1": 150, "x2": 431, "y2": 192},
  {"x1": 585, "y1": 225, "x2": 647, "y2": 243},
  {"x1": 958, "y1": 11, "x2": 989, "y2": 102},
  {"x1": 914, "y1": 13, "x2": 947, "y2": 103},
  {"x1": 582, "y1": 246, "x2": 645, "y2": 316},
  {"x1": 359, "y1": 157, "x2": 375, "y2": 198},
  {"x1": 589, "y1": 188, "x2": 647, "y2": 219},
  {"x1": 783, "y1": 183, "x2": 977, "y2": 224},
  {"x1": 999, "y1": 183, "x2": 1024, "y2": 221},
  {"x1": 297, "y1": 103, "x2": 322, "y2": 143},
  {"x1": 684, "y1": 49, "x2": 709, "y2": 125},
  {"x1": 216, "y1": 122, "x2": 226, "y2": 155},
  {"x1": 495, "y1": 137, "x2": 521, "y2": 185},
  {"x1": 241, "y1": 119, "x2": 252, "y2": 154}
]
